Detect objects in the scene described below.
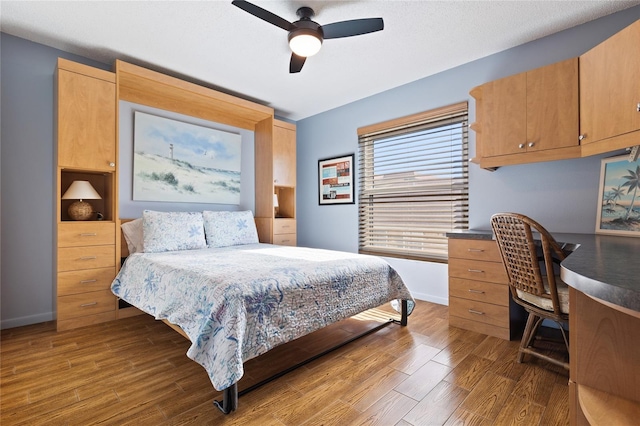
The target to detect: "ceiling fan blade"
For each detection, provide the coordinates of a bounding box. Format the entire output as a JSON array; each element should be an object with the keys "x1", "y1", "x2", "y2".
[
  {"x1": 322, "y1": 18, "x2": 384, "y2": 39},
  {"x1": 290, "y1": 53, "x2": 306, "y2": 73},
  {"x1": 231, "y1": 0, "x2": 293, "y2": 31}
]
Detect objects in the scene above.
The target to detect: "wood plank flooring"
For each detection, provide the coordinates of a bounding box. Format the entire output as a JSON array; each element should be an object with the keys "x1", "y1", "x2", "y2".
[{"x1": 1, "y1": 300, "x2": 569, "y2": 425}]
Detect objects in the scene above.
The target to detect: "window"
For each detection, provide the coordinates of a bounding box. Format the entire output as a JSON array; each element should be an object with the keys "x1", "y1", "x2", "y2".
[{"x1": 357, "y1": 102, "x2": 468, "y2": 262}]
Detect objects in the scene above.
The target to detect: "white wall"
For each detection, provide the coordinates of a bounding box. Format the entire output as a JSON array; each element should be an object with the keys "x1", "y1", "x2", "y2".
[{"x1": 295, "y1": 8, "x2": 640, "y2": 304}]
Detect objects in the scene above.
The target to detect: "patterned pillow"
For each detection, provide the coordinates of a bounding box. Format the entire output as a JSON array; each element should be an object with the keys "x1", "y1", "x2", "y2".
[
  {"x1": 203, "y1": 210, "x2": 259, "y2": 248},
  {"x1": 142, "y1": 210, "x2": 206, "y2": 253}
]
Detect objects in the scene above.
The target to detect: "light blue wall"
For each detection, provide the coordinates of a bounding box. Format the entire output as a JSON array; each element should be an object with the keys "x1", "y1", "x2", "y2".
[
  {"x1": 296, "y1": 8, "x2": 640, "y2": 303},
  {"x1": 1, "y1": 34, "x2": 113, "y2": 328},
  {"x1": 0, "y1": 35, "x2": 257, "y2": 328}
]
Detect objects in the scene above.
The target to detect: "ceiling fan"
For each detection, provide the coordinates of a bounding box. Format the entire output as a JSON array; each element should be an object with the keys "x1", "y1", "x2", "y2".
[{"x1": 231, "y1": 0, "x2": 384, "y2": 73}]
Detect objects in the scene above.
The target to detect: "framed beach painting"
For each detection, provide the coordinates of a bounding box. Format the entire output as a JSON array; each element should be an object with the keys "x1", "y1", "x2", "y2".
[
  {"x1": 595, "y1": 155, "x2": 640, "y2": 236},
  {"x1": 133, "y1": 111, "x2": 242, "y2": 204},
  {"x1": 318, "y1": 154, "x2": 355, "y2": 205}
]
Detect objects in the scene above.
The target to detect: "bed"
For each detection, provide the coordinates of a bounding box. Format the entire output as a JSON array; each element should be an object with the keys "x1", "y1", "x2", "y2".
[{"x1": 112, "y1": 210, "x2": 414, "y2": 413}]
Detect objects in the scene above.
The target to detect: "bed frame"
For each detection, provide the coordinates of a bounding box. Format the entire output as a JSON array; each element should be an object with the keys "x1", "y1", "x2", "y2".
[{"x1": 118, "y1": 219, "x2": 410, "y2": 414}]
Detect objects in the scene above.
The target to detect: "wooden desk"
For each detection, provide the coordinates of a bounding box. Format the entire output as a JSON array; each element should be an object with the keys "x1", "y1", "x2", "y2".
[
  {"x1": 559, "y1": 234, "x2": 640, "y2": 426},
  {"x1": 448, "y1": 230, "x2": 640, "y2": 425}
]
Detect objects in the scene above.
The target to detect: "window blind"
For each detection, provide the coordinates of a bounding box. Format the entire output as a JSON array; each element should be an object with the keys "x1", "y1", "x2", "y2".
[{"x1": 357, "y1": 102, "x2": 469, "y2": 262}]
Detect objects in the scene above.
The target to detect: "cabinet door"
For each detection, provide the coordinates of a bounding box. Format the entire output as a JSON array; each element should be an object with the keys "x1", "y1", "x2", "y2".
[
  {"x1": 526, "y1": 57, "x2": 579, "y2": 152},
  {"x1": 58, "y1": 69, "x2": 116, "y2": 171},
  {"x1": 480, "y1": 73, "x2": 527, "y2": 157},
  {"x1": 272, "y1": 121, "x2": 296, "y2": 187},
  {"x1": 580, "y1": 20, "x2": 640, "y2": 144}
]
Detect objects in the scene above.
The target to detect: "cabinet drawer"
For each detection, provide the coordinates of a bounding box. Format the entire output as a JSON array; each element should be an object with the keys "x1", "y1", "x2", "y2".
[
  {"x1": 273, "y1": 233, "x2": 296, "y2": 246},
  {"x1": 57, "y1": 311, "x2": 116, "y2": 332},
  {"x1": 57, "y1": 290, "x2": 116, "y2": 320},
  {"x1": 449, "y1": 315, "x2": 510, "y2": 341},
  {"x1": 449, "y1": 297, "x2": 510, "y2": 328},
  {"x1": 58, "y1": 267, "x2": 116, "y2": 296},
  {"x1": 58, "y1": 245, "x2": 115, "y2": 272},
  {"x1": 448, "y1": 238, "x2": 502, "y2": 262},
  {"x1": 449, "y1": 277, "x2": 509, "y2": 306},
  {"x1": 448, "y1": 258, "x2": 508, "y2": 284},
  {"x1": 58, "y1": 222, "x2": 115, "y2": 247},
  {"x1": 274, "y1": 219, "x2": 296, "y2": 235}
]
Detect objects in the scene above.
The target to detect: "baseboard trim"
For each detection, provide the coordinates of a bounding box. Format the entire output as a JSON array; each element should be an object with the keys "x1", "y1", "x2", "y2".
[
  {"x1": 411, "y1": 292, "x2": 448, "y2": 306},
  {"x1": 1, "y1": 311, "x2": 54, "y2": 330}
]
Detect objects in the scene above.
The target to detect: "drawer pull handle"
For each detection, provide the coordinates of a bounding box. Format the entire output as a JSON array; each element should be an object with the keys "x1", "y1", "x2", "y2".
[
  {"x1": 80, "y1": 279, "x2": 97, "y2": 284},
  {"x1": 467, "y1": 248, "x2": 484, "y2": 252},
  {"x1": 80, "y1": 233, "x2": 97, "y2": 237},
  {"x1": 468, "y1": 309, "x2": 485, "y2": 315},
  {"x1": 79, "y1": 256, "x2": 97, "y2": 261},
  {"x1": 468, "y1": 269, "x2": 484, "y2": 273},
  {"x1": 80, "y1": 302, "x2": 98, "y2": 308},
  {"x1": 281, "y1": 239, "x2": 290, "y2": 243},
  {"x1": 468, "y1": 289, "x2": 485, "y2": 294}
]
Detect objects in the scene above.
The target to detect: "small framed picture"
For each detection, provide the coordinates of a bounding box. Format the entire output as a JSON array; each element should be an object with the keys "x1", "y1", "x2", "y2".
[
  {"x1": 318, "y1": 154, "x2": 355, "y2": 205},
  {"x1": 595, "y1": 155, "x2": 640, "y2": 236}
]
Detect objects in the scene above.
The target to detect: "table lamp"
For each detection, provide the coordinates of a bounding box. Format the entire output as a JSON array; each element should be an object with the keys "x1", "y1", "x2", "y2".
[{"x1": 62, "y1": 180, "x2": 101, "y2": 220}]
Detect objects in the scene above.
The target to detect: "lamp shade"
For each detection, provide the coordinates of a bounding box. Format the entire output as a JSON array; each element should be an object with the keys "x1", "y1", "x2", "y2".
[{"x1": 62, "y1": 181, "x2": 102, "y2": 200}]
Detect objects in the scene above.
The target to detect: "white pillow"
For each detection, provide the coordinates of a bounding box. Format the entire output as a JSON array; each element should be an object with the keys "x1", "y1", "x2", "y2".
[
  {"x1": 142, "y1": 210, "x2": 206, "y2": 253},
  {"x1": 121, "y1": 218, "x2": 144, "y2": 254},
  {"x1": 203, "y1": 210, "x2": 259, "y2": 248}
]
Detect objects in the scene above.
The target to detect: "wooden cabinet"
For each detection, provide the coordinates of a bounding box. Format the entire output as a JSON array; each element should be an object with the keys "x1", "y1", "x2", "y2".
[
  {"x1": 56, "y1": 59, "x2": 118, "y2": 331},
  {"x1": 448, "y1": 238, "x2": 524, "y2": 340},
  {"x1": 569, "y1": 287, "x2": 640, "y2": 425},
  {"x1": 579, "y1": 19, "x2": 640, "y2": 156},
  {"x1": 273, "y1": 218, "x2": 296, "y2": 246},
  {"x1": 57, "y1": 60, "x2": 117, "y2": 171},
  {"x1": 471, "y1": 57, "x2": 580, "y2": 169},
  {"x1": 255, "y1": 119, "x2": 296, "y2": 244}
]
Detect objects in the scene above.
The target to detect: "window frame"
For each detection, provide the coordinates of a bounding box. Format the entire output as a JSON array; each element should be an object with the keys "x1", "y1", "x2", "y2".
[{"x1": 357, "y1": 102, "x2": 469, "y2": 263}]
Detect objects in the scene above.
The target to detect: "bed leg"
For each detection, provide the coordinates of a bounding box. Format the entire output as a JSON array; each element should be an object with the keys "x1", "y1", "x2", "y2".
[
  {"x1": 213, "y1": 383, "x2": 238, "y2": 414},
  {"x1": 401, "y1": 299, "x2": 408, "y2": 326}
]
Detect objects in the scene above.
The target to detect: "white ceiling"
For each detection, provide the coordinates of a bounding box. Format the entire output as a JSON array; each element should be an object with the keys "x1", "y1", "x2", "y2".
[{"x1": 2, "y1": 1, "x2": 639, "y2": 121}]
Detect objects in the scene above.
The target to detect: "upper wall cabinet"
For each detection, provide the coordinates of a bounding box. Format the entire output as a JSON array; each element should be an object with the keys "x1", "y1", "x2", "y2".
[
  {"x1": 254, "y1": 119, "x2": 297, "y2": 245},
  {"x1": 273, "y1": 120, "x2": 297, "y2": 187},
  {"x1": 579, "y1": 19, "x2": 640, "y2": 156},
  {"x1": 57, "y1": 59, "x2": 116, "y2": 171},
  {"x1": 471, "y1": 57, "x2": 579, "y2": 169}
]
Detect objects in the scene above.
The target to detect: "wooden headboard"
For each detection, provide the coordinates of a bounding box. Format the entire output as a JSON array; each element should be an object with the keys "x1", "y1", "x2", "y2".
[{"x1": 120, "y1": 218, "x2": 135, "y2": 258}]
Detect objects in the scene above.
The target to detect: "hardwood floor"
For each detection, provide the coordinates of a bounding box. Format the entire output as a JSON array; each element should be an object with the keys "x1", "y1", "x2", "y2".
[{"x1": 1, "y1": 300, "x2": 569, "y2": 425}]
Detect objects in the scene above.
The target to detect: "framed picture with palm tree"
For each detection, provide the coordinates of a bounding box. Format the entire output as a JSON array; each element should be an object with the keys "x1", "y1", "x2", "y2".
[{"x1": 596, "y1": 155, "x2": 640, "y2": 236}]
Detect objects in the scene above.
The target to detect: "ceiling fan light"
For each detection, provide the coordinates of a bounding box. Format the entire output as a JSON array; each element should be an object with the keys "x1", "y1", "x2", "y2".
[{"x1": 289, "y1": 33, "x2": 322, "y2": 57}]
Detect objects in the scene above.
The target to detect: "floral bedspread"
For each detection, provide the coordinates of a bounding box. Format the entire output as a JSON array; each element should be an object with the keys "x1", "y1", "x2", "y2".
[{"x1": 111, "y1": 243, "x2": 413, "y2": 391}]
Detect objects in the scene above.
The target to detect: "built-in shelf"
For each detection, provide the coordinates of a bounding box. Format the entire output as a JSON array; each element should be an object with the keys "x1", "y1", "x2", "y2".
[
  {"x1": 578, "y1": 384, "x2": 640, "y2": 426},
  {"x1": 60, "y1": 169, "x2": 115, "y2": 222}
]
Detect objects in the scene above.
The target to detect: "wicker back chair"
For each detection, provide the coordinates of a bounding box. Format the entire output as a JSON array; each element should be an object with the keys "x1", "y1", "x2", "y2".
[{"x1": 490, "y1": 213, "x2": 569, "y2": 370}]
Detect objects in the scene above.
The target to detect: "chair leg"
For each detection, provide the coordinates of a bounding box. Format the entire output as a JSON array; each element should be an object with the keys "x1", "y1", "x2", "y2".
[{"x1": 518, "y1": 312, "x2": 542, "y2": 363}]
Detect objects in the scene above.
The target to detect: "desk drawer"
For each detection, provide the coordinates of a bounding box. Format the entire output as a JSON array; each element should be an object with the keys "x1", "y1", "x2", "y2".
[
  {"x1": 448, "y1": 258, "x2": 508, "y2": 284},
  {"x1": 449, "y1": 297, "x2": 510, "y2": 328},
  {"x1": 274, "y1": 219, "x2": 296, "y2": 235},
  {"x1": 273, "y1": 233, "x2": 296, "y2": 246},
  {"x1": 58, "y1": 245, "x2": 115, "y2": 272},
  {"x1": 57, "y1": 290, "x2": 116, "y2": 320},
  {"x1": 448, "y1": 238, "x2": 501, "y2": 262},
  {"x1": 58, "y1": 267, "x2": 116, "y2": 296},
  {"x1": 449, "y1": 277, "x2": 509, "y2": 306},
  {"x1": 58, "y1": 222, "x2": 115, "y2": 247}
]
